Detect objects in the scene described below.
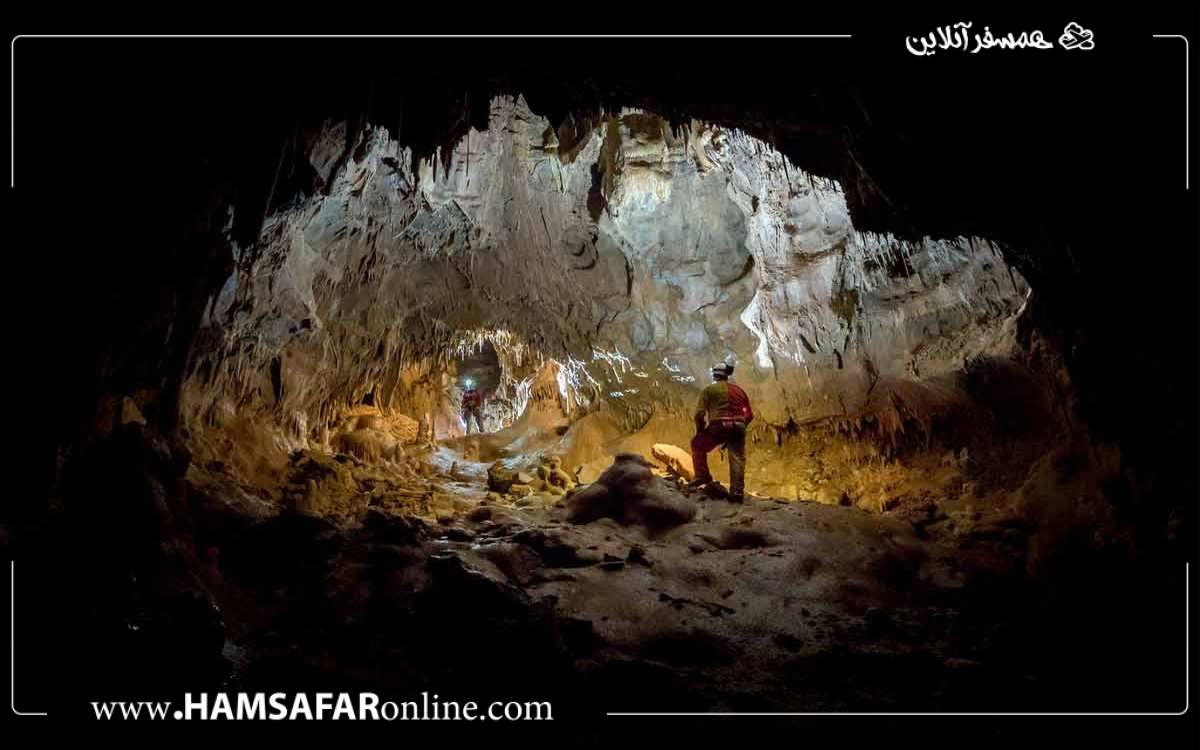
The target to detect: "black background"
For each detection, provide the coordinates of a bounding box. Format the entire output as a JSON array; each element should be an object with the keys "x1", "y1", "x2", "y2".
[{"x1": 3, "y1": 5, "x2": 1198, "y2": 745}]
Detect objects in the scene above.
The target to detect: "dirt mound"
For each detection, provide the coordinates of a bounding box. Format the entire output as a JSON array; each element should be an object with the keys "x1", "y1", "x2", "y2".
[{"x1": 566, "y1": 453, "x2": 696, "y2": 533}]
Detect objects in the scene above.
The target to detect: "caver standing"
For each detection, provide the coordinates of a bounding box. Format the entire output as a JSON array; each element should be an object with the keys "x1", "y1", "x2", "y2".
[
  {"x1": 461, "y1": 381, "x2": 486, "y2": 434},
  {"x1": 688, "y1": 363, "x2": 754, "y2": 502}
]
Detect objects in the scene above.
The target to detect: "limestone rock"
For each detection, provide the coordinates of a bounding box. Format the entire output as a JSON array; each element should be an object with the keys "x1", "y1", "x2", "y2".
[
  {"x1": 331, "y1": 429, "x2": 403, "y2": 464},
  {"x1": 487, "y1": 461, "x2": 517, "y2": 493},
  {"x1": 651, "y1": 443, "x2": 695, "y2": 481},
  {"x1": 181, "y1": 98, "x2": 1029, "y2": 478},
  {"x1": 119, "y1": 396, "x2": 147, "y2": 427},
  {"x1": 566, "y1": 453, "x2": 696, "y2": 532}
]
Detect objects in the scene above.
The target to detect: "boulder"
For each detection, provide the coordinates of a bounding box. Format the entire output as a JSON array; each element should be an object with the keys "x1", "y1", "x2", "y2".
[
  {"x1": 512, "y1": 529, "x2": 599, "y2": 567},
  {"x1": 120, "y1": 396, "x2": 148, "y2": 427},
  {"x1": 476, "y1": 542, "x2": 544, "y2": 584},
  {"x1": 548, "y1": 466, "x2": 576, "y2": 490},
  {"x1": 331, "y1": 429, "x2": 403, "y2": 464},
  {"x1": 487, "y1": 461, "x2": 517, "y2": 493},
  {"x1": 651, "y1": 443, "x2": 695, "y2": 481},
  {"x1": 344, "y1": 409, "x2": 420, "y2": 444},
  {"x1": 566, "y1": 453, "x2": 696, "y2": 533},
  {"x1": 466, "y1": 506, "x2": 493, "y2": 523},
  {"x1": 363, "y1": 509, "x2": 428, "y2": 548}
]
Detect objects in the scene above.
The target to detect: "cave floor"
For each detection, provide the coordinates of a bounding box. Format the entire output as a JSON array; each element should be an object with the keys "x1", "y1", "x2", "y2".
[
  {"x1": 169, "y1": 434, "x2": 1183, "y2": 718},
  {"x1": 430, "y1": 446, "x2": 1037, "y2": 712},
  {"x1": 181, "y1": 436, "x2": 1051, "y2": 712}
]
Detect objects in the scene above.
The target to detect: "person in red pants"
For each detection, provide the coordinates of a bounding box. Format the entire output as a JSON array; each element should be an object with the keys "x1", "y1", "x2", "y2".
[
  {"x1": 688, "y1": 363, "x2": 754, "y2": 502},
  {"x1": 460, "y1": 380, "x2": 485, "y2": 434}
]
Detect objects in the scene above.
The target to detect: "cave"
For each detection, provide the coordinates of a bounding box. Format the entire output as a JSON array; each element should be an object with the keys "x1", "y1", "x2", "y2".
[{"x1": 10, "y1": 30, "x2": 1196, "y2": 742}]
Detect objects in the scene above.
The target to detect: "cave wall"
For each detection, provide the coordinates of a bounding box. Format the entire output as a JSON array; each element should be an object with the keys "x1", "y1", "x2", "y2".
[
  {"x1": 178, "y1": 98, "x2": 1030, "y2": 468},
  {"x1": 18, "y1": 37, "x2": 1191, "y2": 559}
]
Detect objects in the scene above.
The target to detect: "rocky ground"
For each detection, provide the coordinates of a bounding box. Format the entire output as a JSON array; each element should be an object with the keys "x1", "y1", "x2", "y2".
[
  {"x1": 15, "y1": 393, "x2": 1182, "y2": 735},
  {"x1": 172, "y1": 430, "x2": 1146, "y2": 718}
]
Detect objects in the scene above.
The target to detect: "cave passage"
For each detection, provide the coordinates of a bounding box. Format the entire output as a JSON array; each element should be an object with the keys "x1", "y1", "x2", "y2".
[
  {"x1": 18, "y1": 57, "x2": 1190, "y2": 729},
  {"x1": 127, "y1": 99, "x2": 1178, "y2": 716},
  {"x1": 182, "y1": 99, "x2": 1048, "y2": 503}
]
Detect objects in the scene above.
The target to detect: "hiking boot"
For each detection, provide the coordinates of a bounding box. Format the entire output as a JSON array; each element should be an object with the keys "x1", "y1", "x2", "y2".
[
  {"x1": 686, "y1": 476, "x2": 714, "y2": 490},
  {"x1": 730, "y1": 492, "x2": 745, "y2": 504}
]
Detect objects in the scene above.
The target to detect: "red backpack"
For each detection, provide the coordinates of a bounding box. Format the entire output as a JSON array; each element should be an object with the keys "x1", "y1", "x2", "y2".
[{"x1": 726, "y1": 383, "x2": 754, "y2": 424}]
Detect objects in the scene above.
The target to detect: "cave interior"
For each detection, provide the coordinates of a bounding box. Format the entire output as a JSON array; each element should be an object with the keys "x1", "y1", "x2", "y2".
[{"x1": 9, "y1": 33, "x2": 1197, "y2": 731}]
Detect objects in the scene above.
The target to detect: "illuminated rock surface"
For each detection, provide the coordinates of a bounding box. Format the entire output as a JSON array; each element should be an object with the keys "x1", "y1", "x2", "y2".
[
  {"x1": 23, "y1": 51, "x2": 1188, "y2": 729},
  {"x1": 143, "y1": 100, "x2": 1167, "y2": 716}
]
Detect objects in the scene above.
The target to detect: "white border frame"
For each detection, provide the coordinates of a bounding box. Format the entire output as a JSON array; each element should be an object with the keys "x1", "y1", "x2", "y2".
[
  {"x1": 1151, "y1": 34, "x2": 1191, "y2": 190},
  {"x1": 10, "y1": 561, "x2": 47, "y2": 716},
  {"x1": 7, "y1": 32, "x2": 1194, "y2": 722},
  {"x1": 10, "y1": 563, "x2": 1190, "y2": 719}
]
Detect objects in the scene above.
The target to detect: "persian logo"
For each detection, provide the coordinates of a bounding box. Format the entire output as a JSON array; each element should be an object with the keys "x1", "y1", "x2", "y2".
[
  {"x1": 1058, "y1": 22, "x2": 1095, "y2": 51},
  {"x1": 906, "y1": 21, "x2": 1097, "y2": 55}
]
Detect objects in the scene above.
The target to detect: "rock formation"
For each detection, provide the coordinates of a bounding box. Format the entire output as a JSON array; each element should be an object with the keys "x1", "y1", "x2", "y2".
[
  {"x1": 17, "y1": 40, "x2": 1190, "y2": 735},
  {"x1": 181, "y1": 98, "x2": 1030, "y2": 487}
]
